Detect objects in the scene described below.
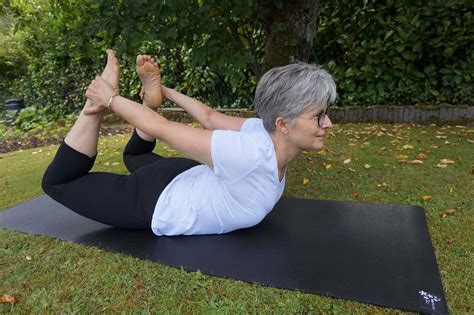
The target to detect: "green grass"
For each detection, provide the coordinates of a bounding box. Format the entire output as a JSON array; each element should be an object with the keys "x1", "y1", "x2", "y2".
[{"x1": 1, "y1": 124, "x2": 473, "y2": 313}]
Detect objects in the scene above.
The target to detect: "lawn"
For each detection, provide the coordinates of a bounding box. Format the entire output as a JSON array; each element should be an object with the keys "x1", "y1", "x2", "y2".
[{"x1": 1, "y1": 123, "x2": 473, "y2": 313}]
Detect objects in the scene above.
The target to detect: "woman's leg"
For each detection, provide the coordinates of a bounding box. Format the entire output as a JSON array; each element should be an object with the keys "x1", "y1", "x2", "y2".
[
  {"x1": 43, "y1": 140, "x2": 200, "y2": 229},
  {"x1": 64, "y1": 49, "x2": 120, "y2": 157},
  {"x1": 122, "y1": 54, "x2": 166, "y2": 172},
  {"x1": 123, "y1": 129, "x2": 164, "y2": 173},
  {"x1": 42, "y1": 141, "x2": 150, "y2": 229},
  {"x1": 135, "y1": 54, "x2": 162, "y2": 142},
  {"x1": 42, "y1": 50, "x2": 152, "y2": 229}
]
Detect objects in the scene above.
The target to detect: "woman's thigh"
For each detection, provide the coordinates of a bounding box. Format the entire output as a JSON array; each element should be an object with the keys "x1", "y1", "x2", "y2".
[
  {"x1": 47, "y1": 157, "x2": 200, "y2": 229},
  {"x1": 50, "y1": 172, "x2": 149, "y2": 229}
]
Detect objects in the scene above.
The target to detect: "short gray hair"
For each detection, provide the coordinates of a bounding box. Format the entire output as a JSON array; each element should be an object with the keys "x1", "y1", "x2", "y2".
[{"x1": 254, "y1": 63, "x2": 337, "y2": 132}]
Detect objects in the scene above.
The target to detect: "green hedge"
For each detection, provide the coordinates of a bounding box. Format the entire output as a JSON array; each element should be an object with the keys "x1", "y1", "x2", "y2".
[
  {"x1": 315, "y1": 0, "x2": 473, "y2": 105},
  {"x1": 1, "y1": 0, "x2": 472, "y2": 125}
]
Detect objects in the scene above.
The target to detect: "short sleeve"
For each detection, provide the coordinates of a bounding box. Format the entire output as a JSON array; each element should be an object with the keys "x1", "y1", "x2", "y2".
[{"x1": 211, "y1": 129, "x2": 259, "y2": 183}]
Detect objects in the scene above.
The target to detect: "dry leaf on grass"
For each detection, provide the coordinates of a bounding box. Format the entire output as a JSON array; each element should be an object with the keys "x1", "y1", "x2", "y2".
[
  {"x1": 441, "y1": 208, "x2": 456, "y2": 218},
  {"x1": 415, "y1": 153, "x2": 427, "y2": 159},
  {"x1": 0, "y1": 294, "x2": 16, "y2": 304},
  {"x1": 421, "y1": 195, "x2": 432, "y2": 202},
  {"x1": 436, "y1": 159, "x2": 455, "y2": 168},
  {"x1": 303, "y1": 178, "x2": 310, "y2": 185},
  {"x1": 343, "y1": 159, "x2": 351, "y2": 164},
  {"x1": 409, "y1": 160, "x2": 424, "y2": 164},
  {"x1": 364, "y1": 164, "x2": 371, "y2": 169},
  {"x1": 439, "y1": 159, "x2": 455, "y2": 164}
]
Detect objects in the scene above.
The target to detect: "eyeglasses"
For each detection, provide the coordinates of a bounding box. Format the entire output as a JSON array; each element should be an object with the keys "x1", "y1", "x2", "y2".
[{"x1": 298, "y1": 108, "x2": 330, "y2": 127}]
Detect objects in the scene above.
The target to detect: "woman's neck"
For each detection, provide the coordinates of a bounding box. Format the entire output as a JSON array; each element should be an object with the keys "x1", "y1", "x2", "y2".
[{"x1": 269, "y1": 131, "x2": 301, "y2": 179}]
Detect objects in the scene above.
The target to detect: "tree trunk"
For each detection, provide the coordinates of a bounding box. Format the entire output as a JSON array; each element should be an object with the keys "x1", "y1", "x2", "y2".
[{"x1": 259, "y1": 0, "x2": 321, "y2": 78}]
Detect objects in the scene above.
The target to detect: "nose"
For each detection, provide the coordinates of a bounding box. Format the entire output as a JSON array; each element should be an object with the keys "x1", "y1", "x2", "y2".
[{"x1": 322, "y1": 115, "x2": 333, "y2": 129}]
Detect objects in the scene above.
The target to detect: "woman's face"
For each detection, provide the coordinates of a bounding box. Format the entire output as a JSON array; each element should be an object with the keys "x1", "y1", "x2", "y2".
[{"x1": 287, "y1": 106, "x2": 333, "y2": 152}]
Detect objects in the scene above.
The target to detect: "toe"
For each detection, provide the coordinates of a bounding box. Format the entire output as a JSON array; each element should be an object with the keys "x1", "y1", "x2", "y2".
[{"x1": 136, "y1": 55, "x2": 144, "y2": 66}]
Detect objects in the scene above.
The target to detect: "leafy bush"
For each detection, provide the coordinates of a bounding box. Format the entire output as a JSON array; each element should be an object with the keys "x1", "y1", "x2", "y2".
[
  {"x1": 315, "y1": 0, "x2": 473, "y2": 105},
  {"x1": 1, "y1": 0, "x2": 472, "y2": 132}
]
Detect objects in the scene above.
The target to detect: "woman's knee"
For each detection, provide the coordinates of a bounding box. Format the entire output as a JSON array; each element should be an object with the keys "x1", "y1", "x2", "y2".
[{"x1": 41, "y1": 163, "x2": 59, "y2": 196}]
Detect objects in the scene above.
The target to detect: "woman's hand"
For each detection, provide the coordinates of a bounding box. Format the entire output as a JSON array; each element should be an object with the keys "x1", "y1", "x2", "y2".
[
  {"x1": 85, "y1": 76, "x2": 118, "y2": 112},
  {"x1": 139, "y1": 84, "x2": 169, "y2": 104}
]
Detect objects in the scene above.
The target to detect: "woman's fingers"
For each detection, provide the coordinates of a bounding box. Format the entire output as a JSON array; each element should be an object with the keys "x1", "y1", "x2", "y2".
[{"x1": 85, "y1": 75, "x2": 117, "y2": 111}]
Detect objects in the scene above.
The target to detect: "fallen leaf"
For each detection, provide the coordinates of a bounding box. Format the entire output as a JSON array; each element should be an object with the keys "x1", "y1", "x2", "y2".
[
  {"x1": 421, "y1": 195, "x2": 432, "y2": 202},
  {"x1": 439, "y1": 159, "x2": 455, "y2": 164},
  {"x1": 325, "y1": 164, "x2": 332, "y2": 169},
  {"x1": 441, "y1": 208, "x2": 456, "y2": 218},
  {"x1": 397, "y1": 155, "x2": 409, "y2": 160},
  {"x1": 26, "y1": 255, "x2": 32, "y2": 261},
  {"x1": 402, "y1": 144, "x2": 414, "y2": 150},
  {"x1": 352, "y1": 192, "x2": 359, "y2": 198},
  {"x1": 409, "y1": 160, "x2": 424, "y2": 164},
  {"x1": 111, "y1": 162, "x2": 120, "y2": 166},
  {"x1": 303, "y1": 178, "x2": 310, "y2": 185},
  {"x1": 348, "y1": 168, "x2": 356, "y2": 172},
  {"x1": 0, "y1": 294, "x2": 16, "y2": 304},
  {"x1": 436, "y1": 163, "x2": 448, "y2": 168},
  {"x1": 364, "y1": 164, "x2": 371, "y2": 169},
  {"x1": 377, "y1": 182, "x2": 388, "y2": 187},
  {"x1": 415, "y1": 153, "x2": 427, "y2": 160},
  {"x1": 343, "y1": 159, "x2": 351, "y2": 164}
]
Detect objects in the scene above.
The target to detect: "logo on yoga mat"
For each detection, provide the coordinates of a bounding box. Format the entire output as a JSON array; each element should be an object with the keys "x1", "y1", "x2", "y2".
[{"x1": 419, "y1": 290, "x2": 442, "y2": 312}]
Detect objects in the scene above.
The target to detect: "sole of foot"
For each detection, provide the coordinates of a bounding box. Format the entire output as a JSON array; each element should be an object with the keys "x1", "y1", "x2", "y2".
[{"x1": 136, "y1": 54, "x2": 162, "y2": 110}]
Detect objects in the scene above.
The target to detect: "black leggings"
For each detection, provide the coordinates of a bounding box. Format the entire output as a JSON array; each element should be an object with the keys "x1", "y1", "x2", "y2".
[{"x1": 42, "y1": 130, "x2": 200, "y2": 229}]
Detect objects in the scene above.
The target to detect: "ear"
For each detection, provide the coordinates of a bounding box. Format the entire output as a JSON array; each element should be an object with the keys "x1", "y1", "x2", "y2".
[{"x1": 275, "y1": 117, "x2": 289, "y2": 135}]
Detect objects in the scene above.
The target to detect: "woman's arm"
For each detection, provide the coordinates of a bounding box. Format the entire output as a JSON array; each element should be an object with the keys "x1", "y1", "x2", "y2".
[
  {"x1": 162, "y1": 86, "x2": 247, "y2": 131},
  {"x1": 86, "y1": 77, "x2": 213, "y2": 168}
]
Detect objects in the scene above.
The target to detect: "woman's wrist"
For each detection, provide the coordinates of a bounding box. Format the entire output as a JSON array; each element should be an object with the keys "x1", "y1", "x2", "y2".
[
  {"x1": 161, "y1": 85, "x2": 170, "y2": 103},
  {"x1": 107, "y1": 94, "x2": 120, "y2": 111}
]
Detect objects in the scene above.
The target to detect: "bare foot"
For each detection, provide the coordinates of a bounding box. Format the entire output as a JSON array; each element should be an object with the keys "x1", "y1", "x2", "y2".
[
  {"x1": 83, "y1": 49, "x2": 120, "y2": 115},
  {"x1": 136, "y1": 54, "x2": 162, "y2": 110},
  {"x1": 102, "y1": 49, "x2": 120, "y2": 94}
]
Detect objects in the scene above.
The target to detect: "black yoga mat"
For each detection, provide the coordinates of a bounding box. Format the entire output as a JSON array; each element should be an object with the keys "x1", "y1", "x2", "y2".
[{"x1": 0, "y1": 195, "x2": 448, "y2": 314}]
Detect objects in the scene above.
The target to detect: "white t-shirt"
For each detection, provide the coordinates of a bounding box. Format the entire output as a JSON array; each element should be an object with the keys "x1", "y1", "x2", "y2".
[{"x1": 151, "y1": 118, "x2": 286, "y2": 236}]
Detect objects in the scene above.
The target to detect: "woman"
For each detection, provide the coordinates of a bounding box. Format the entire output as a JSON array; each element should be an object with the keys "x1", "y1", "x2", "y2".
[{"x1": 42, "y1": 50, "x2": 336, "y2": 236}]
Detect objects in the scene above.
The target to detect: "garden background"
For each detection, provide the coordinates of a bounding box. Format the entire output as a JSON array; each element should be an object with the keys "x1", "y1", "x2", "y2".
[{"x1": 1, "y1": 0, "x2": 473, "y2": 313}]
